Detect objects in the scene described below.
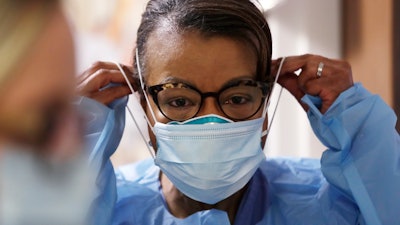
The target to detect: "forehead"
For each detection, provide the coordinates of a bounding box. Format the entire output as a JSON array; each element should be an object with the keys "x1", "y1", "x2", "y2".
[{"x1": 144, "y1": 28, "x2": 257, "y2": 91}]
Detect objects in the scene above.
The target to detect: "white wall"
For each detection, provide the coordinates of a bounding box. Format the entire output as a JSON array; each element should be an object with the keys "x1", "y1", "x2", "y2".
[{"x1": 265, "y1": 0, "x2": 342, "y2": 158}]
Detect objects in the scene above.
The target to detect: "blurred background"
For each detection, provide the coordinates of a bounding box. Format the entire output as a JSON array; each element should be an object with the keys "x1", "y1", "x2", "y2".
[{"x1": 62, "y1": 0, "x2": 399, "y2": 167}]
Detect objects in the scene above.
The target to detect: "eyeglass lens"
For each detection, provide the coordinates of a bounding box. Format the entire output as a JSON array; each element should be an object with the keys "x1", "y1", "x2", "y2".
[{"x1": 154, "y1": 83, "x2": 265, "y2": 121}]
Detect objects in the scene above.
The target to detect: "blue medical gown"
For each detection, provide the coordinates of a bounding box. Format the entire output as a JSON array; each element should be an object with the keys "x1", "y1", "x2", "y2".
[{"x1": 84, "y1": 84, "x2": 400, "y2": 225}]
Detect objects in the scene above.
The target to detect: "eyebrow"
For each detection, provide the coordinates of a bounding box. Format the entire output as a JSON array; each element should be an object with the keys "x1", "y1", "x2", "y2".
[
  {"x1": 159, "y1": 75, "x2": 256, "y2": 88},
  {"x1": 160, "y1": 76, "x2": 191, "y2": 85}
]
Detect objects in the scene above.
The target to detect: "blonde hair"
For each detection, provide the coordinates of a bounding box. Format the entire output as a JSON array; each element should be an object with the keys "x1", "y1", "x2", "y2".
[{"x1": 0, "y1": 0, "x2": 55, "y2": 85}]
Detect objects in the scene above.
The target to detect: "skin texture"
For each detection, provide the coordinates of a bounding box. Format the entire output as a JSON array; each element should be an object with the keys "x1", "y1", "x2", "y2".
[{"x1": 0, "y1": 5, "x2": 79, "y2": 159}]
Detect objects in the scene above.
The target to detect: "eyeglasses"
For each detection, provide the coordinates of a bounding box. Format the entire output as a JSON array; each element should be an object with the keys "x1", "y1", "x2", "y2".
[{"x1": 147, "y1": 79, "x2": 272, "y2": 121}]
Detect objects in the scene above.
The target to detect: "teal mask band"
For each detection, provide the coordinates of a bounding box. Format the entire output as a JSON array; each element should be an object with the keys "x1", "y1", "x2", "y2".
[{"x1": 168, "y1": 114, "x2": 233, "y2": 125}]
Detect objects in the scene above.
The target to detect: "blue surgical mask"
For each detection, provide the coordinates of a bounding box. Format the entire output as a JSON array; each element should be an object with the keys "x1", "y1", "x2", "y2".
[{"x1": 154, "y1": 114, "x2": 265, "y2": 204}]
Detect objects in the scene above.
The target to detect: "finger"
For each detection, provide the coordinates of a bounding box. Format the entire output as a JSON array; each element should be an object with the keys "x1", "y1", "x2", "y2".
[
  {"x1": 278, "y1": 54, "x2": 328, "y2": 76},
  {"x1": 275, "y1": 55, "x2": 309, "y2": 76},
  {"x1": 299, "y1": 61, "x2": 352, "y2": 96},
  {"x1": 78, "y1": 61, "x2": 119, "y2": 83},
  {"x1": 300, "y1": 76, "x2": 347, "y2": 113},
  {"x1": 296, "y1": 64, "x2": 327, "y2": 103},
  {"x1": 297, "y1": 61, "x2": 321, "y2": 92},
  {"x1": 79, "y1": 61, "x2": 137, "y2": 93},
  {"x1": 78, "y1": 70, "x2": 134, "y2": 95},
  {"x1": 78, "y1": 61, "x2": 134, "y2": 84},
  {"x1": 121, "y1": 64, "x2": 134, "y2": 75},
  {"x1": 88, "y1": 85, "x2": 132, "y2": 105},
  {"x1": 116, "y1": 64, "x2": 139, "y2": 91},
  {"x1": 300, "y1": 78, "x2": 338, "y2": 113}
]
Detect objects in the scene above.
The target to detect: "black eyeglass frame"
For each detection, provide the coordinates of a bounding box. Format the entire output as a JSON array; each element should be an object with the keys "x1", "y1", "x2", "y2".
[{"x1": 147, "y1": 79, "x2": 273, "y2": 121}]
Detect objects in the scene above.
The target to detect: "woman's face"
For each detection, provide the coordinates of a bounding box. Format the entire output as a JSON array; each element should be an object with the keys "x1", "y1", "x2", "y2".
[{"x1": 143, "y1": 28, "x2": 268, "y2": 147}]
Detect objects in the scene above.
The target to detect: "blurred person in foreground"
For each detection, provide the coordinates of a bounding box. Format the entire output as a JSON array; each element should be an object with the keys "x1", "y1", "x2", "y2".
[
  {"x1": 0, "y1": 0, "x2": 95, "y2": 224},
  {"x1": 78, "y1": 0, "x2": 400, "y2": 224}
]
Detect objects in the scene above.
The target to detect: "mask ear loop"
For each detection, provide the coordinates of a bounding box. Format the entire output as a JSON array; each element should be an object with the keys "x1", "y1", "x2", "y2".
[
  {"x1": 135, "y1": 49, "x2": 158, "y2": 127},
  {"x1": 261, "y1": 57, "x2": 286, "y2": 138},
  {"x1": 113, "y1": 61, "x2": 155, "y2": 158}
]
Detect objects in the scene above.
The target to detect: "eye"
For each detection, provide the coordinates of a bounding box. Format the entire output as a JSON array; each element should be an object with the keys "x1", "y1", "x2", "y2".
[
  {"x1": 224, "y1": 95, "x2": 251, "y2": 105},
  {"x1": 168, "y1": 97, "x2": 194, "y2": 108}
]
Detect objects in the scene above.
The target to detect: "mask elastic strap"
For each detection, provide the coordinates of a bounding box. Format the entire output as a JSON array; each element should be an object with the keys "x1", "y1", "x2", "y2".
[
  {"x1": 113, "y1": 62, "x2": 156, "y2": 158},
  {"x1": 135, "y1": 49, "x2": 158, "y2": 128},
  {"x1": 113, "y1": 62, "x2": 153, "y2": 129},
  {"x1": 261, "y1": 57, "x2": 286, "y2": 137}
]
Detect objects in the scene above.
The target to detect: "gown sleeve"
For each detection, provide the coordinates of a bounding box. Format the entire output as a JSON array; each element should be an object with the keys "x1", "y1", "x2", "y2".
[
  {"x1": 76, "y1": 96, "x2": 127, "y2": 225},
  {"x1": 302, "y1": 83, "x2": 400, "y2": 225}
]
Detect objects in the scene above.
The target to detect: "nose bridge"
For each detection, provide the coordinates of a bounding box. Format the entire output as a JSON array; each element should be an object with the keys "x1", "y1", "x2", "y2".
[{"x1": 196, "y1": 92, "x2": 224, "y2": 117}]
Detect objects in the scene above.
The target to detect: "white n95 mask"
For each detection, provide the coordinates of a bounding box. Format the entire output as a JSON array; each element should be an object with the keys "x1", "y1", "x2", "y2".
[{"x1": 154, "y1": 114, "x2": 266, "y2": 204}]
